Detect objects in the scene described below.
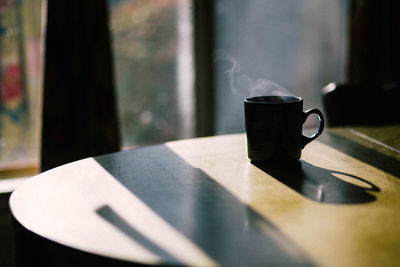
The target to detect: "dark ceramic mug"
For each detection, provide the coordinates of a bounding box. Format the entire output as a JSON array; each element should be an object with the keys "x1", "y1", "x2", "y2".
[{"x1": 244, "y1": 96, "x2": 324, "y2": 163}]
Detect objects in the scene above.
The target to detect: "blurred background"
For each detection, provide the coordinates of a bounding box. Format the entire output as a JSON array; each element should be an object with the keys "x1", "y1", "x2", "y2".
[
  {"x1": 0, "y1": 0, "x2": 42, "y2": 172},
  {"x1": 0, "y1": 0, "x2": 350, "y2": 173}
]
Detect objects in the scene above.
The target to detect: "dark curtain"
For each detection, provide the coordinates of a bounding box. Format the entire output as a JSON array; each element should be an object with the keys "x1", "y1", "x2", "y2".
[
  {"x1": 348, "y1": 0, "x2": 400, "y2": 86},
  {"x1": 322, "y1": 0, "x2": 400, "y2": 126},
  {"x1": 194, "y1": 0, "x2": 215, "y2": 137},
  {"x1": 41, "y1": 0, "x2": 120, "y2": 171}
]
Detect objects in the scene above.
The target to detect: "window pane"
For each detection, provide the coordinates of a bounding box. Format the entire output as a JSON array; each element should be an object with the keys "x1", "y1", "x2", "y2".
[
  {"x1": 109, "y1": 0, "x2": 194, "y2": 148},
  {"x1": 0, "y1": 0, "x2": 43, "y2": 171},
  {"x1": 215, "y1": 0, "x2": 349, "y2": 133}
]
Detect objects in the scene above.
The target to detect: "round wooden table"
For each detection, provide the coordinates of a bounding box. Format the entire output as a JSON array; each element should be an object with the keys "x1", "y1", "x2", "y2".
[{"x1": 10, "y1": 132, "x2": 400, "y2": 266}]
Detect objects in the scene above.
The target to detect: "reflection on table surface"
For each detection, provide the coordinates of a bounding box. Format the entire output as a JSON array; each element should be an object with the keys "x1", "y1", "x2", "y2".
[{"x1": 10, "y1": 125, "x2": 400, "y2": 267}]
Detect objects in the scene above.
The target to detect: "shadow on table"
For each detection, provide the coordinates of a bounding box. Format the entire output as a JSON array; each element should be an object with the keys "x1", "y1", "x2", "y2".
[
  {"x1": 253, "y1": 160, "x2": 380, "y2": 204},
  {"x1": 96, "y1": 205, "x2": 180, "y2": 263},
  {"x1": 95, "y1": 145, "x2": 315, "y2": 267}
]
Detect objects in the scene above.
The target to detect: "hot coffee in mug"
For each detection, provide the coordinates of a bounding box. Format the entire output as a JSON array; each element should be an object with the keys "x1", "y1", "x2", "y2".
[{"x1": 244, "y1": 95, "x2": 324, "y2": 163}]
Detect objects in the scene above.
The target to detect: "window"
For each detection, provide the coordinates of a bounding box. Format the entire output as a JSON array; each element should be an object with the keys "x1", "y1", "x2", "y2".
[
  {"x1": 110, "y1": 0, "x2": 350, "y2": 145},
  {"x1": 0, "y1": 0, "x2": 43, "y2": 176},
  {"x1": 214, "y1": 0, "x2": 349, "y2": 133},
  {"x1": 109, "y1": 0, "x2": 194, "y2": 148}
]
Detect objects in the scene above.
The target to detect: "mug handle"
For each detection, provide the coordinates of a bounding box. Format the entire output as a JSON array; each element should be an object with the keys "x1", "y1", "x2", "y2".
[{"x1": 301, "y1": 108, "x2": 325, "y2": 148}]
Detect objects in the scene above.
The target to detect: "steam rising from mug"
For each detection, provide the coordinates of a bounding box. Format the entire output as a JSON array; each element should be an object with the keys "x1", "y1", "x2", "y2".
[{"x1": 214, "y1": 50, "x2": 295, "y2": 97}]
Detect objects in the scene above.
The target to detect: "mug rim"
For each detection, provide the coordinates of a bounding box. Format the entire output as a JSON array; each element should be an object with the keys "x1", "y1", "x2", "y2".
[{"x1": 244, "y1": 95, "x2": 302, "y2": 104}]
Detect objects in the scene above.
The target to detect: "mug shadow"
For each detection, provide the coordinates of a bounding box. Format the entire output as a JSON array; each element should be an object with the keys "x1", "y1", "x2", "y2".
[{"x1": 252, "y1": 160, "x2": 380, "y2": 204}]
